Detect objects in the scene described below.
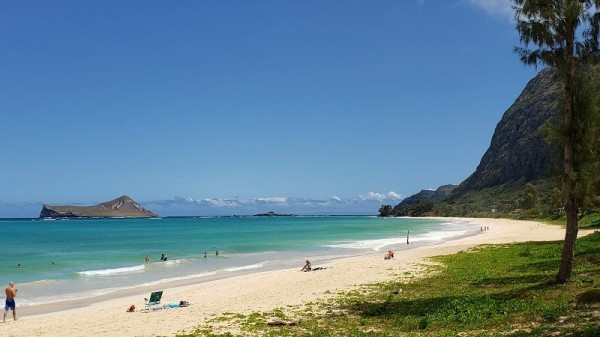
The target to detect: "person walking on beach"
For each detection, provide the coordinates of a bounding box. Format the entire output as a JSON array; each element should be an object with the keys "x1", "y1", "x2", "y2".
[{"x1": 3, "y1": 281, "x2": 17, "y2": 322}]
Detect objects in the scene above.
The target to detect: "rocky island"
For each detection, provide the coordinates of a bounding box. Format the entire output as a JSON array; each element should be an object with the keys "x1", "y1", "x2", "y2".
[
  {"x1": 254, "y1": 211, "x2": 295, "y2": 217},
  {"x1": 39, "y1": 195, "x2": 159, "y2": 218}
]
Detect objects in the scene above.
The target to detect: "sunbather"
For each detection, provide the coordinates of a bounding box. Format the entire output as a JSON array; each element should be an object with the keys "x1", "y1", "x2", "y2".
[
  {"x1": 384, "y1": 250, "x2": 394, "y2": 260},
  {"x1": 301, "y1": 260, "x2": 311, "y2": 272}
]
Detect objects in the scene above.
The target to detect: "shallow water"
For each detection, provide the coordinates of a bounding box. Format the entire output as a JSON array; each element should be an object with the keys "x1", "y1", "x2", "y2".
[{"x1": 0, "y1": 216, "x2": 479, "y2": 307}]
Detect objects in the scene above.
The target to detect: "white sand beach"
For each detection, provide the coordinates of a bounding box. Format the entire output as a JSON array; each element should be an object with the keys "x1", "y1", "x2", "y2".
[{"x1": 1, "y1": 218, "x2": 595, "y2": 337}]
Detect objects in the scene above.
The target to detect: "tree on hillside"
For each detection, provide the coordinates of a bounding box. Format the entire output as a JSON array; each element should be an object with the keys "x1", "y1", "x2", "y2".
[
  {"x1": 378, "y1": 205, "x2": 393, "y2": 217},
  {"x1": 520, "y1": 183, "x2": 538, "y2": 209},
  {"x1": 512, "y1": 0, "x2": 600, "y2": 283}
]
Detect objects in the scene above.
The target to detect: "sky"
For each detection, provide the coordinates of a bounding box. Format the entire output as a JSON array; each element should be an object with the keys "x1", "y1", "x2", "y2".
[{"x1": 0, "y1": 0, "x2": 540, "y2": 217}]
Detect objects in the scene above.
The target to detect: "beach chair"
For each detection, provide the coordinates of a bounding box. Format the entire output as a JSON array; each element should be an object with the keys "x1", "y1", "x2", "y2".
[{"x1": 144, "y1": 291, "x2": 163, "y2": 311}]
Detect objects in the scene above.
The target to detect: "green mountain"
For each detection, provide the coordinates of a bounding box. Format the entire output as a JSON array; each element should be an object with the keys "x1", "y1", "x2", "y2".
[
  {"x1": 385, "y1": 65, "x2": 600, "y2": 218},
  {"x1": 387, "y1": 68, "x2": 564, "y2": 217},
  {"x1": 450, "y1": 68, "x2": 561, "y2": 198}
]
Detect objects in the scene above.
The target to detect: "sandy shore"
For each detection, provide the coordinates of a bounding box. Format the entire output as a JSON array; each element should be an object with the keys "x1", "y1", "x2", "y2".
[{"x1": 1, "y1": 218, "x2": 594, "y2": 337}]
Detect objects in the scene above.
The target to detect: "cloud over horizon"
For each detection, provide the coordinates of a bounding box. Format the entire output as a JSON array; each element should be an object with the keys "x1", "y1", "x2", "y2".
[
  {"x1": 0, "y1": 192, "x2": 406, "y2": 218},
  {"x1": 144, "y1": 192, "x2": 406, "y2": 216}
]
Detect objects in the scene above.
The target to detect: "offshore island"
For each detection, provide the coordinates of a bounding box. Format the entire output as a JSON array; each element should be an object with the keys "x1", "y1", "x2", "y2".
[{"x1": 39, "y1": 195, "x2": 158, "y2": 218}]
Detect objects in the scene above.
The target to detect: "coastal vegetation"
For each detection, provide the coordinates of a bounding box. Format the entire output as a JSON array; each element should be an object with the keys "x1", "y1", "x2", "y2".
[
  {"x1": 378, "y1": 64, "x2": 600, "y2": 222},
  {"x1": 381, "y1": 1, "x2": 600, "y2": 284},
  {"x1": 176, "y1": 231, "x2": 600, "y2": 336},
  {"x1": 512, "y1": 0, "x2": 600, "y2": 284}
]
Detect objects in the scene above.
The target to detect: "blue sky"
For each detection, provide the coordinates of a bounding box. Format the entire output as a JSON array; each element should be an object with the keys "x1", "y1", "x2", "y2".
[{"x1": 0, "y1": 0, "x2": 539, "y2": 217}]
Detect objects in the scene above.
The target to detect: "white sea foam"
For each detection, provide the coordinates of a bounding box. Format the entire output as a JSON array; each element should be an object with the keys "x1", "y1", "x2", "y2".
[
  {"x1": 324, "y1": 226, "x2": 477, "y2": 251},
  {"x1": 163, "y1": 259, "x2": 182, "y2": 266},
  {"x1": 224, "y1": 263, "x2": 264, "y2": 272},
  {"x1": 20, "y1": 279, "x2": 60, "y2": 287},
  {"x1": 409, "y1": 230, "x2": 469, "y2": 243},
  {"x1": 19, "y1": 286, "x2": 129, "y2": 307},
  {"x1": 77, "y1": 264, "x2": 145, "y2": 277},
  {"x1": 20, "y1": 271, "x2": 219, "y2": 307},
  {"x1": 139, "y1": 271, "x2": 218, "y2": 287},
  {"x1": 324, "y1": 237, "x2": 406, "y2": 251}
]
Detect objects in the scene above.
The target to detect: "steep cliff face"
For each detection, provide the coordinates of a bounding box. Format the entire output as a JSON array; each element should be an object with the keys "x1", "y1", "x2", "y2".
[
  {"x1": 451, "y1": 67, "x2": 562, "y2": 197},
  {"x1": 40, "y1": 195, "x2": 159, "y2": 218}
]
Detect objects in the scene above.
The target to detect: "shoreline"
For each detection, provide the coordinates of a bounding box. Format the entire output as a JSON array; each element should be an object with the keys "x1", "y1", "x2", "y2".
[
  {"x1": 2, "y1": 218, "x2": 595, "y2": 337},
  {"x1": 13, "y1": 216, "x2": 472, "y2": 310}
]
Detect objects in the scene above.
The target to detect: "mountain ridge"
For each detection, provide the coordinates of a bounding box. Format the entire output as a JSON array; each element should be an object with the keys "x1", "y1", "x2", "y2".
[
  {"x1": 450, "y1": 67, "x2": 561, "y2": 198},
  {"x1": 385, "y1": 67, "x2": 566, "y2": 216}
]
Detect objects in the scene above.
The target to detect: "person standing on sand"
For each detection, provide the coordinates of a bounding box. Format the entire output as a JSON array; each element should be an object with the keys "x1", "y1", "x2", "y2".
[{"x1": 3, "y1": 281, "x2": 17, "y2": 322}]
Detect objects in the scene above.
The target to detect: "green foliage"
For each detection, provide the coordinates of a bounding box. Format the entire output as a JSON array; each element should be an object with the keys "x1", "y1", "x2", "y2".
[
  {"x1": 579, "y1": 212, "x2": 600, "y2": 228},
  {"x1": 513, "y1": 0, "x2": 600, "y2": 283},
  {"x1": 393, "y1": 199, "x2": 434, "y2": 217},
  {"x1": 378, "y1": 205, "x2": 393, "y2": 217},
  {"x1": 572, "y1": 65, "x2": 600, "y2": 209},
  {"x1": 184, "y1": 232, "x2": 600, "y2": 337},
  {"x1": 431, "y1": 179, "x2": 554, "y2": 219},
  {"x1": 519, "y1": 183, "x2": 538, "y2": 210}
]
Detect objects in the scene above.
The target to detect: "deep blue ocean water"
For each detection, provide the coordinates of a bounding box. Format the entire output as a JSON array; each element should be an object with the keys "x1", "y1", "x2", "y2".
[{"x1": 0, "y1": 216, "x2": 479, "y2": 307}]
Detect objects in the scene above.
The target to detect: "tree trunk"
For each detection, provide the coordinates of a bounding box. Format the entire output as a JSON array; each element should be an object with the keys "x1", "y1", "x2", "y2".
[
  {"x1": 557, "y1": 84, "x2": 579, "y2": 284},
  {"x1": 556, "y1": 16, "x2": 579, "y2": 284}
]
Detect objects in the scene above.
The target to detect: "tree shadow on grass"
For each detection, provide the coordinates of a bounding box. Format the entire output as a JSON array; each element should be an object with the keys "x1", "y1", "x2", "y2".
[
  {"x1": 470, "y1": 273, "x2": 555, "y2": 287},
  {"x1": 343, "y1": 291, "x2": 532, "y2": 319},
  {"x1": 340, "y1": 279, "x2": 572, "y2": 327}
]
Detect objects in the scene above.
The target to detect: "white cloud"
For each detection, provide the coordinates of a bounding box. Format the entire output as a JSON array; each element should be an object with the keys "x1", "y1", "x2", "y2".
[
  {"x1": 0, "y1": 192, "x2": 406, "y2": 217},
  {"x1": 359, "y1": 192, "x2": 386, "y2": 201},
  {"x1": 143, "y1": 191, "x2": 406, "y2": 216},
  {"x1": 201, "y1": 198, "x2": 240, "y2": 207},
  {"x1": 386, "y1": 191, "x2": 404, "y2": 200},
  {"x1": 464, "y1": 0, "x2": 513, "y2": 20},
  {"x1": 358, "y1": 191, "x2": 404, "y2": 202},
  {"x1": 253, "y1": 197, "x2": 287, "y2": 204}
]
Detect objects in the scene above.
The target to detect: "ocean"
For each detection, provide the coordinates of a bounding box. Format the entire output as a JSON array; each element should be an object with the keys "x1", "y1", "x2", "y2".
[{"x1": 0, "y1": 216, "x2": 480, "y2": 308}]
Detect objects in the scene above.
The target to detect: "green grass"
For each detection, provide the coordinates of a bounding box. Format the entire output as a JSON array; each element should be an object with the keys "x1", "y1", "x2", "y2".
[
  {"x1": 177, "y1": 232, "x2": 600, "y2": 336},
  {"x1": 536, "y1": 212, "x2": 600, "y2": 229},
  {"x1": 579, "y1": 212, "x2": 600, "y2": 228}
]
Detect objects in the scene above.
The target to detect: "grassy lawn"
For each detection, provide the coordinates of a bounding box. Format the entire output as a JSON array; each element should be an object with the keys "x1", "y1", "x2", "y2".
[{"x1": 178, "y1": 231, "x2": 600, "y2": 337}]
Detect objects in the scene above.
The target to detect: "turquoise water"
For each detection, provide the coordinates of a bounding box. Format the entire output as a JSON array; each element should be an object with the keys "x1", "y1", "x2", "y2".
[{"x1": 0, "y1": 216, "x2": 479, "y2": 307}]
